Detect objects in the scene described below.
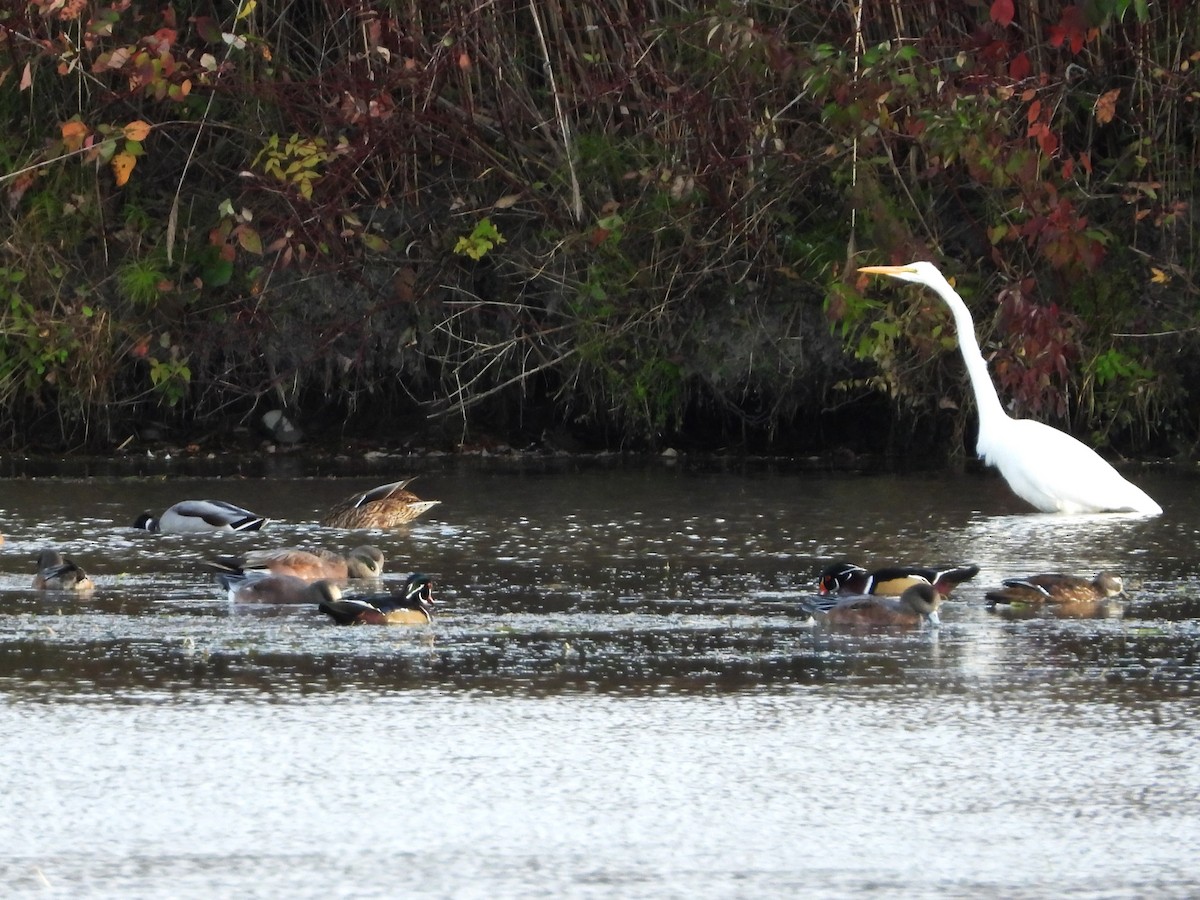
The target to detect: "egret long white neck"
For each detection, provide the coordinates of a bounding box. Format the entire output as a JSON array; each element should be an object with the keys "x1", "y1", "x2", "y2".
[{"x1": 925, "y1": 274, "x2": 1008, "y2": 437}]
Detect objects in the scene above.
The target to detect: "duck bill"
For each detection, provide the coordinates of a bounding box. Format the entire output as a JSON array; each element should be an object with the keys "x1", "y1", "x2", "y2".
[
  {"x1": 925, "y1": 610, "x2": 942, "y2": 628},
  {"x1": 858, "y1": 264, "x2": 919, "y2": 276}
]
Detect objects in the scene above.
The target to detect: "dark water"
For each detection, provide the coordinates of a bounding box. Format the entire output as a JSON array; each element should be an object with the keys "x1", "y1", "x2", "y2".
[{"x1": 2, "y1": 458, "x2": 1199, "y2": 897}]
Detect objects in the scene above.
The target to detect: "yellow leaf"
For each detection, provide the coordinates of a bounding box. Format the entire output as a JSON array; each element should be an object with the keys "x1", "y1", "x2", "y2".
[
  {"x1": 1150, "y1": 267, "x2": 1170, "y2": 285},
  {"x1": 61, "y1": 120, "x2": 89, "y2": 152},
  {"x1": 236, "y1": 0, "x2": 257, "y2": 20},
  {"x1": 237, "y1": 226, "x2": 263, "y2": 254},
  {"x1": 111, "y1": 152, "x2": 136, "y2": 187},
  {"x1": 1095, "y1": 88, "x2": 1120, "y2": 125},
  {"x1": 123, "y1": 120, "x2": 152, "y2": 142}
]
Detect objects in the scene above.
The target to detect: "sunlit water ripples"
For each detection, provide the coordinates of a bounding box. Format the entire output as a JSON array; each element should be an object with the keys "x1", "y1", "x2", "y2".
[{"x1": 2, "y1": 460, "x2": 1200, "y2": 896}]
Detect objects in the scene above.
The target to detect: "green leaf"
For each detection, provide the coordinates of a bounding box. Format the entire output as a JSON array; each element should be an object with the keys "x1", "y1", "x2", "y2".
[{"x1": 237, "y1": 227, "x2": 263, "y2": 254}]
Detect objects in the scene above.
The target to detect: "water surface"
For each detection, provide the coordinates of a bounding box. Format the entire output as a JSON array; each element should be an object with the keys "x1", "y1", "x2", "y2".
[{"x1": 1, "y1": 458, "x2": 1197, "y2": 897}]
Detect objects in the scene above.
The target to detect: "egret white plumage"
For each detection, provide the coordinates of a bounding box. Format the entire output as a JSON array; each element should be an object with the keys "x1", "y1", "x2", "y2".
[{"x1": 858, "y1": 261, "x2": 1161, "y2": 515}]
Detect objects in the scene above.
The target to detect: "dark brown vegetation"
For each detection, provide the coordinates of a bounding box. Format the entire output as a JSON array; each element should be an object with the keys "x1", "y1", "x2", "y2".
[{"x1": 0, "y1": 0, "x2": 1196, "y2": 456}]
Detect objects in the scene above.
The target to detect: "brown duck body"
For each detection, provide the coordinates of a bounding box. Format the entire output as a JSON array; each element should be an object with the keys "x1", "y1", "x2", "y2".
[
  {"x1": 322, "y1": 479, "x2": 440, "y2": 529},
  {"x1": 985, "y1": 571, "x2": 1123, "y2": 605},
  {"x1": 816, "y1": 583, "x2": 945, "y2": 627},
  {"x1": 819, "y1": 562, "x2": 979, "y2": 597},
  {"x1": 208, "y1": 546, "x2": 384, "y2": 582},
  {"x1": 217, "y1": 571, "x2": 343, "y2": 605},
  {"x1": 33, "y1": 550, "x2": 95, "y2": 592}
]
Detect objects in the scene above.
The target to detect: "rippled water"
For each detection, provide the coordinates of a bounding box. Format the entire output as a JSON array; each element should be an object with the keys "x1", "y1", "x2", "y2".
[{"x1": 2, "y1": 457, "x2": 1199, "y2": 897}]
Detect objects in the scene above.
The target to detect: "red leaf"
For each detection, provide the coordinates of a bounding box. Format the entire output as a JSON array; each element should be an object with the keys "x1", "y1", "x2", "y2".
[
  {"x1": 1037, "y1": 128, "x2": 1060, "y2": 157},
  {"x1": 1027, "y1": 99, "x2": 1042, "y2": 125},
  {"x1": 990, "y1": 0, "x2": 1015, "y2": 27},
  {"x1": 191, "y1": 16, "x2": 222, "y2": 43},
  {"x1": 1049, "y1": 5, "x2": 1089, "y2": 54},
  {"x1": 1008, "y1": 51, "x2": 1030, "y2": 80}
]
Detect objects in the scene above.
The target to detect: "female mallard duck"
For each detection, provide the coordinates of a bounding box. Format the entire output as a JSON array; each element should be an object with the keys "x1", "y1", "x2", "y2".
[
  {"x1": 321, "y1": 479, "x2": 440, "y2": 529},
  {"x1": 818, "y1": 562, "x2": 979, "y2": 597},
  {"x1": 807, "y1": 582, "x2": 945, "y2": 628},
  {"x1": 216, "y1": 571, "x2": 343, "y2": 605},
  {"x1": 134, "y1": 500, "x2": 269, "y2": 533},
  {"x1": 207, "y1": 545, "x2": 384, "y2": 582},
  {"x1": 985, "y1": 571, "x2": 1123, "y2": 606},
  {"x1": 33, "y1": 550, "x2": 95, "y2": 592},
  {"x1": 318, "y1": 573, "x2": 435, "y2": 625}
]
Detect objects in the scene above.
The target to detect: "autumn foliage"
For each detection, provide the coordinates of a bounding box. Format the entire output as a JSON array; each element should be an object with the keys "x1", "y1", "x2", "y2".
[{"x1": 0, "y1": 0, "x2": 1196, "y2": 455}]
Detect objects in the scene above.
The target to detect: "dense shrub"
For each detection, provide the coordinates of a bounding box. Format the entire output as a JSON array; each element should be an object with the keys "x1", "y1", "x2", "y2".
[{"x1": 0, "y1": 1, "x2": 1195, "y2": 454}]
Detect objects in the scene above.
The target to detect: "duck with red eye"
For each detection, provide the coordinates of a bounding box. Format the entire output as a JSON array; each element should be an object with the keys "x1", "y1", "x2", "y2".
[
  {"x1": 818, "y1": 562, "x2": 979, "y2": 597},
  {"x1": 318, "y1": 574, "x2": 436, "y2": 625},
  {"x1": 985, "y1": 571, "x2": 1123, "y2": 606}
]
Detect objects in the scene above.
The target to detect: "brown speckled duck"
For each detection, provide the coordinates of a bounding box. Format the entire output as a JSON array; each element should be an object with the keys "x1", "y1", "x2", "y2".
[
  {"x1": 207, "y1": 545, "x2": 385, "y2": 582},
  {"x1": 985, "y1": 571, "x2": 1124, "y2": 606},
  {"x1": 33, "y1": 550, "x2": 95, "y2": 592},
  {"x1": 321, "y1": 479, "x2": 440, "y2": 529}
]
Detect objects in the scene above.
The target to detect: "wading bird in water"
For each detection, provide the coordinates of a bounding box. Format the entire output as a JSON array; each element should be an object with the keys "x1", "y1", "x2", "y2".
[{"x1": 858, "y1": 261, "x2": 1161, "y2": 515}]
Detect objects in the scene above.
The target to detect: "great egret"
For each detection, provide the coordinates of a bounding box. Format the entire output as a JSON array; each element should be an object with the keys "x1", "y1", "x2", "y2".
[{"x1": 858, "y1": 261, "x2": 1162, "y2": 515}]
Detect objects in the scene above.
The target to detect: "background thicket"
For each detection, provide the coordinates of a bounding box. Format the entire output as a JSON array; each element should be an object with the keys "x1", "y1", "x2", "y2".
[{"x1": 1, "y1": 0, "x2": 1196, "y2": 455}]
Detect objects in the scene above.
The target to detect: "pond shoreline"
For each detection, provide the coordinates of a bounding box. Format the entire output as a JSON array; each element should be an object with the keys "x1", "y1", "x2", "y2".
[{"x1": 0, "y1": 430, "x2": 1177, "y2": 481}]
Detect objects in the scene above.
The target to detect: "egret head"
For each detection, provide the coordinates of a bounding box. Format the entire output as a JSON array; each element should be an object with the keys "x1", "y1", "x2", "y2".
[{"x1": 858, "y1": 261, "x2": 945, "y2": 286}]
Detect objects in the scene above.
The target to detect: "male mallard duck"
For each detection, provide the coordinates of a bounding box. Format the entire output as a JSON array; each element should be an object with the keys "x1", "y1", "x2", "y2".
[
  {"x1": 807, "y1": 582, "x2": 945, "y2": 628},
  {"x1": 33, "y1": 549, "x2": 95, "y2": 592},
  {"x1": 216, "y1": 571, "x2": 342, "y2": 605},
  {"x1": 818, "y1": 562, "x2": 979, "y2": 597},
  {"x1": 318, "y1": 573, "x2": 435, "y2": 625},
  {"x1": 985, "y1": 571, "x2": 1123, "y2": 606},
  {"x1": 321, "y1": 479, "x2": 439, "y2": 529},
  {"x1": 134, "y1": 500, "x2": 269, "y2": 533},
  {"x1": 206, "y1": 545, "x2": 384, "y2": 582}
]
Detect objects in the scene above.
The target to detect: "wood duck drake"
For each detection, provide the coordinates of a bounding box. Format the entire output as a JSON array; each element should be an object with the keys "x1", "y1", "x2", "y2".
[
  {"x1": 217, "y1": 571, "x2": 342, "y2": 605},
  {"x1": 321, "y1": 479, "x2": 440, "y2": 529},
  {"x1": 33, "y1": 550, "x2": 95, "y2": 592},
  {"x1": 317, "y1": 573, "x2": 435, "y2": 625},
  {"x1": 134, "y1": 500, "x2": 269, "y2": 533},
  {"x1": 207, "y1": 545, "x2": 385, "y2": 582},
  {"x1": 985, "y1": 571, "x2": 1124, "y2": 606},
  {"x1": 818, "y1": 562, "x2": 979, "y2": 597},
  {"x1": 806, "y1": 582, "x2": 945, "y2": 628}
]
